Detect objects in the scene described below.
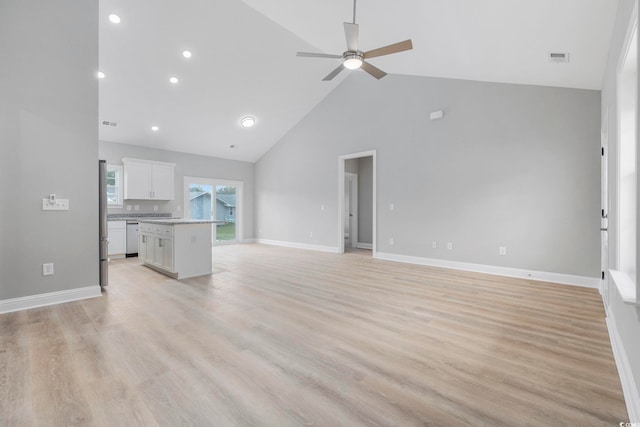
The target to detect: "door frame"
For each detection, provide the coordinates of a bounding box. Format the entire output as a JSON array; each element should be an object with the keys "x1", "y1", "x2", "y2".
[
  {"x1": 344, "y1": 172, "x2": 359, "y2": 248},
  {"x1": 338, "y1": 150, "x2": 376, "y2": 255},
  {"x1": 183, "y1": 176, "x2": 244, "y2": 244},
  {"x1": 601, "y1": 107, "x2": 609, "y2": 304}
]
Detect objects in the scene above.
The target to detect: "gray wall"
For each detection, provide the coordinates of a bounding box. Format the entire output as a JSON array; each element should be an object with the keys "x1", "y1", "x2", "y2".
[
  {"x1": 601, "y1": 0, "x2": 640, "y2": 405},
  {"x1": 99, "y1": 141, "x2": 255, "y2": 239},
  {"x1": 0, "y1": 0, "x2": 99, "y2": 300},
  {"x1": 255, "y1": 73, "x2": 601, "y2": 277}
]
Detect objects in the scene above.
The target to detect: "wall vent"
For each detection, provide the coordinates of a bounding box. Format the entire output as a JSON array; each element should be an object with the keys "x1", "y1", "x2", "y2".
[
  {"x1": 101, "y1": 120, "x2": 118, "y2": 127},
  {"x1": 548, "y1": 52, "x2": 570, "y2": 63}
]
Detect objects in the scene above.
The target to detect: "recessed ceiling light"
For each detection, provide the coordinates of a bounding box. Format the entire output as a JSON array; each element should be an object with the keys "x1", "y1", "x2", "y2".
[
  {"x1": 108, "y1": 14, "x2": 121, "y2": 24},
  {"x1": 182, "y1": 50, "x2": 192, "y2": 59},
  {"x1": 151, "y1": 126, "x2": 159, "y2": 132},
  {"x1": 240, "y1": 116, "x2": 256, "y2": 128},
  {"x1": 169, "y1": 77, "x2": 179, "y2": 84},
  {"x1": 97, "y1": 71, "x2": 105, "y2": 79}
]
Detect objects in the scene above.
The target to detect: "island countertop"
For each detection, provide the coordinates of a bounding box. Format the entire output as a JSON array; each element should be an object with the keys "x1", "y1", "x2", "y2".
[{"x1": 138, "y1": 218, "x2": 226, "y2": 225}]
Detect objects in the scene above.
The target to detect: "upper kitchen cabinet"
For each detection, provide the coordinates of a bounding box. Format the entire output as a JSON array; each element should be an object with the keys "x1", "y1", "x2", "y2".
[{"x1": 122, "y1": 158, "x2": 175, "y2": 200}]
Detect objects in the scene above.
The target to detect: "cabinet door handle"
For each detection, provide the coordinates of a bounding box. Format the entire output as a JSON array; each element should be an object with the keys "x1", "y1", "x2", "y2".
[{"x1": 159, "y1": 238, "x2": 163, "y2": 247}]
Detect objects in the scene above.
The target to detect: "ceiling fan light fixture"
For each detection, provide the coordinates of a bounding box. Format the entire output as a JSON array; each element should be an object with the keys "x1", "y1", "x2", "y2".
[{"x1": 343, "y1": 53, "x2": 363, "y2": 70}]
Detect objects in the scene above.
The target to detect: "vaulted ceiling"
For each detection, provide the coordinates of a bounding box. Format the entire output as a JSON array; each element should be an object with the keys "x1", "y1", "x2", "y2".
[{"x1": 99, "y1": 0, "x2": 619, "y2": 162}]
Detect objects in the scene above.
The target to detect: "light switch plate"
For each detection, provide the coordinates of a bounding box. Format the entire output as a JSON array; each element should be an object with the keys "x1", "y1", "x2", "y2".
[
  {"x1": 42, "y1": 199, "x2": 69, "y2": 211},
  {"x1": 43, "y1": 263, "x2": 54, "y2": 276}
]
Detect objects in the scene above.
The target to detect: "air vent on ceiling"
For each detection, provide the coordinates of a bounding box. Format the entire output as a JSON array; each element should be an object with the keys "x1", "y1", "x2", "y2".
[
  {"x1": 101, "y1": 120, "x2": 118, "y2": 127},
  {"x1": 548, "y1": 52, "x2": 570, "y2": 63}
]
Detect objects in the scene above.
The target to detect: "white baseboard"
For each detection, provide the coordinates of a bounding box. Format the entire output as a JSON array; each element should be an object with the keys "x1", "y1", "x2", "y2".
[
  {"x1": 606, "y1": 310, "x2": 640, "y2": 422},
  {"x1": 356, "y1": 242, "x2": 373, "y2": 250},
  {"x1": 0, "y1": 285, "x2": 102, "y2": 314},
  {"x1": 257, "y1": 239, "x2": 340, "y2": 254},
  {"x1": 374, "y1": 252, "x2": 599, "y2": 288},
  {"x1": 241, "y1": 238, "x2": 257, "y2": 244}
]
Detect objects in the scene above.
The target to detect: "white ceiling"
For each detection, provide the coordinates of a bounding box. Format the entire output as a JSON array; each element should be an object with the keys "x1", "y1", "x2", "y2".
[{"x1": 99, "y1": 0, "x2": 619, "y2": 162}]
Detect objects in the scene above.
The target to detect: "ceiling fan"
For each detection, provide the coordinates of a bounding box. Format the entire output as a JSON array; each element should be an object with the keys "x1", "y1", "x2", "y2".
[{"x1": 296, "y1": 0, "x2": 413, "y2": 81}]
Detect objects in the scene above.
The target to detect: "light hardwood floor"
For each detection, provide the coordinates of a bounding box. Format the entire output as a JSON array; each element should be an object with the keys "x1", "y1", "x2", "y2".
[{"x1": 0, "y1": 244, "x2": 628, "y2": 426}]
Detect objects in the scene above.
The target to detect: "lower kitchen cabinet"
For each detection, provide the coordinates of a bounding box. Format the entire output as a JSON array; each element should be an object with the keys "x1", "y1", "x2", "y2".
[{"x1": 107, "y1": 220, "x2": 126, "y2": 258}]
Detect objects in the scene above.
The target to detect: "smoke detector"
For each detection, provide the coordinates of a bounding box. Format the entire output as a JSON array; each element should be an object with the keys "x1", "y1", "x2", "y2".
[{"x1": 548, "y1": 52, "x2": 570, "y2": 63}]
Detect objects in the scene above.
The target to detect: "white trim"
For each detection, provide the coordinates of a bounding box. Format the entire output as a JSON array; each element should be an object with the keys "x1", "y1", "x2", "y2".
[
  {"x1": 375, "y1": 252, "x2": 599, "y2": 288},
  {"x1": 606, "y1": 310, "x2": 640, "y2": 422},
  {"x1": 610, "y1": 269, "x2": 640, "y2": 305},
  {"x1": 241, "y1": 238, "x2": 257, "y2": 244},
  {"x1": 0, "y1": 286, "x2": 102, "y2": 314},
  {"x1": 338, "y1": 150, "x2": 377, "y2": 256},
  {"x1": 356, "y1": 242, "x2": 373, "y2": 250},
  {"x1": 257, "y1": 239, "x2": 340, "y2": 254}
]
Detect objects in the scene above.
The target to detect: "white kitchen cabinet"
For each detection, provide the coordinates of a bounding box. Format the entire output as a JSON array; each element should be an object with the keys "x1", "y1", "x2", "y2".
[
  {"x1": 138, "y1": 233, "x2": 147, "y2": 261},
  {"x1": 154, "y1": 235, "x2": 173, "y2": 271},
  {"x1": 107, "y1": 221, "x2": 126, "y2": 258},
  {"x1": 138, "y1": 223, "x2": 174, "y2": 272},
  {"x1": 122, "y1": 158, "x2": 175, "y2": 200}
]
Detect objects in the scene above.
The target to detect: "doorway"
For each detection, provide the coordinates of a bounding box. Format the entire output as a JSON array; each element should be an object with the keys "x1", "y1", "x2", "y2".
[
  {"x1": 344, "y1": 172, "x2": 358, "y2": 248},
  {"x1": 338, "y1": 151, "x2": 376, "y2": 255},
  {"x1": 183, "y1": 177, "x2": 243, "y2": 244}
]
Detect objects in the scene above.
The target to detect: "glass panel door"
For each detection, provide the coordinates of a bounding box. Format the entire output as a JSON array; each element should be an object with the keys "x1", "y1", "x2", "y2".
[
  {"x1": 215, "y1": 185, "x2": 237, "y2": 242},
  {"x1": 188, "y1": 184, "x2": 214, "y2": 220},
  {"x1": 184, "y1": 177, "x2": 243, "y2": 245}
]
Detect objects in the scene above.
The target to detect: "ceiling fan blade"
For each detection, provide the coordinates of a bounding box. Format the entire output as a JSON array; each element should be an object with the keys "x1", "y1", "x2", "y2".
[
  {"x1": 297, "y1": 52, "x2": 342, "y2": 59},
  {"x1": 322, "y1": 64, "x2": 345, "y2": 81},
  {"x1": 364, "y1": 39, "x2": 413, "y2": 59},
  {"x1": 343, "y1": 22, "x2": 359, "y2": 52},
  {"x1": 361, "y1": 61, "x2": 387, "y2": 80}
]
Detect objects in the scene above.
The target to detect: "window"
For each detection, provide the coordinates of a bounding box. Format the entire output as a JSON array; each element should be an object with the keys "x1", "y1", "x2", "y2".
[
  {"x1": 611, "y1": 14, "x2": 639, "y2": 305},
  {"x1": 106, "y1": 164, "x2": 123, "y2": 207}
]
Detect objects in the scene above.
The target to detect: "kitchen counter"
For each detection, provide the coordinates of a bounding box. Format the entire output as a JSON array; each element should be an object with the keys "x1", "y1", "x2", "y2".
[{"x1": 138, "y1": 218, "x2": 224, "y2": 225}]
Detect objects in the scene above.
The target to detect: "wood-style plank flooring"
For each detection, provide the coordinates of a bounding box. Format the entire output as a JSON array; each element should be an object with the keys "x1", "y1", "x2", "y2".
[{"x1": 0, "y1": 244, "x2": 628, "y2": 426}]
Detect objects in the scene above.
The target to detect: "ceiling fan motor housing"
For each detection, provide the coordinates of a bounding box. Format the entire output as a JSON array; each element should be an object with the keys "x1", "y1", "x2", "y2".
[{"x1": 343, "y1": 51, "x2": 364, "y2": 69}]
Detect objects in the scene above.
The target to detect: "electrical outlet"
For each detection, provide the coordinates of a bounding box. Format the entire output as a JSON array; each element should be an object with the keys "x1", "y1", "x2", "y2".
[
  {"x1": 153, "y1": 205, "x2": 158, "y2": 212},
  {"x1": 499, "y1": 246, "x2": 507, "y2": 256},
  {"x1": 321, "y1": 204, "x2": 325, "y2": 211},
  {"x1": 43, "y1": 263, "x2": 54, "y2": 276},
  {"x1": 177, "y1": 205, "x2": 181, "y2": 212},
  {"x1": 389, "y1": 203, "x2": 395, "y2": 211},
  {"x1": 134, "y1": 205, "x2": 139, "y2": 211},
  {"x1": 389, "y1": 237, "x2": 394, "y2": 245},
  {"x1": 432, "y1": 241, "x2": 437, "y2": 249},
  {"x1": 309, "y1": 231, "x2": 313, "y2": 238},
  {"x1": 447, "y1": 242, "x2": 453, "y2": 250},
  {"x1": 126, "y1": 205, "x2": 131, "y2": 211}
]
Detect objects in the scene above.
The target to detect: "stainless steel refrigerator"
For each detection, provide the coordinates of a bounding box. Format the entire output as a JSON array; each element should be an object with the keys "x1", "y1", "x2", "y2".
[{"x1": 99, "y1": 160, "x2": 109, "y2": 287}]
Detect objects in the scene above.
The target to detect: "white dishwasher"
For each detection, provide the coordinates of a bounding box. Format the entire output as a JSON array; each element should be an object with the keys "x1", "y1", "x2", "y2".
[{"x1": 126, "y1": 221, "x2": 139, "y2": 257}]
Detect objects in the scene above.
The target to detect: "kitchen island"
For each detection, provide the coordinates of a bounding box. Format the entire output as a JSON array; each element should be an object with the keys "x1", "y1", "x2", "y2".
[{"x1": 138, "y1": 219, "x2": 223, "y2": 279}]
